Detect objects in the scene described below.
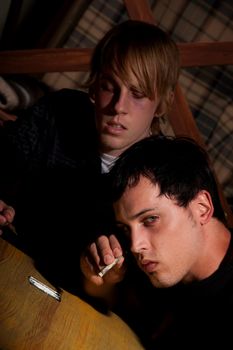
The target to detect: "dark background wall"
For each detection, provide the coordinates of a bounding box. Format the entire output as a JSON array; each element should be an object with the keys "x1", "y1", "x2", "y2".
[{"x1": 0, "y1": 0, "x2": 90, "y2": 50}]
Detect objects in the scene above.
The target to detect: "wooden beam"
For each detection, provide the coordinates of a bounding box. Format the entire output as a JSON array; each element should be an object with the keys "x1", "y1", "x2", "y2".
[
  {"x1": 179, "y1": 41, "x2": 233, "y2": 67},
  {"x1": 168, "y1": 85, "x2": 205, "y2": 146},
  {"x1": 0, "y1": 48, "x2": 92, "y2": 74},
  {"x1": 0, "y1": 42, "x2": 232, "y2": 75},
  {"x1": 124, "y1": 0, "x2": 155, "y2": 24}
]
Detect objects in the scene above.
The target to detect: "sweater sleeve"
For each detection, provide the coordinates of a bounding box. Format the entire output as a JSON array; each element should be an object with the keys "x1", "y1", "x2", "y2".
[
  {"x1": 1, "y1": 92, "x2": 53, "y2": 167},
  {"x1": 0, "y1": 89, "x2": 96, "y2": 202}
]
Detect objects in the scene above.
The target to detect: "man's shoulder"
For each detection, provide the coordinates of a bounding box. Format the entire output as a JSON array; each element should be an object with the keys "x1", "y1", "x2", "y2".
[
  {"x1": 52, "y1": 88, "x2": 88, "y2": 98},
  {"x1": 48, "y1": 88, "x2": 92, "y2": 107},
  {"x1": 45, "y1": 88, "x2": 95, "y2": 124}
]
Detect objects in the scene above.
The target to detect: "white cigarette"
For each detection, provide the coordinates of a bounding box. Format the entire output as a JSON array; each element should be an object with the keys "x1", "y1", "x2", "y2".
[
  {"x1": 28, "y1": 276, "x2": 61, "y2": 301},
  {"x1": 98, "y1": 256, "x2": 123, "y2": 277}
]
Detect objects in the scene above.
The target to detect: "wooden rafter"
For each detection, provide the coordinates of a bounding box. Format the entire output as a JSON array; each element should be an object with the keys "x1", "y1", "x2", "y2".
[{"x1": 0, "y1": 42, "x2": 233, "y2": 75}]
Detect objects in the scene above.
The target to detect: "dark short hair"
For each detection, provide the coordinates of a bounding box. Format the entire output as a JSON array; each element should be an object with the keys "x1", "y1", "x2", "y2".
[{"x1": 110, "y1": 135, "x2": 226, "y2": 223}]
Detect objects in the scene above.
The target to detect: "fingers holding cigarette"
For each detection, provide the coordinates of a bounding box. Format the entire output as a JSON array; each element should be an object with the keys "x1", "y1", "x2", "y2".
[
  {"x1": 98, "y1": 255, "x2": 123, "y2": 277},
  {"x1": 95, "y1": 234, "x2": 124, "y2": 277},
  {"x1": 81, "y1": 234, "x2": 126, "y2": 285}
]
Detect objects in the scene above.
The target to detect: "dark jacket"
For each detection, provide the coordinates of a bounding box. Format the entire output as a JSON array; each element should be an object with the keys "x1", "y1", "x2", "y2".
[{"x1": 0, "y1": 89, "x2": 114, "y2": 288}]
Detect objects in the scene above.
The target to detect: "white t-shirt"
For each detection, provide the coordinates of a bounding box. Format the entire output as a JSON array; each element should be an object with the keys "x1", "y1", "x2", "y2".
[{"x1": 100, "y1": 153, "x2": 118, "y2": 173}]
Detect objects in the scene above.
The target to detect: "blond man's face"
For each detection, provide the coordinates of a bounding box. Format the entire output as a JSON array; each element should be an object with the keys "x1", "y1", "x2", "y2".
[{"x1": 94, "y1": 71, "x2": 160, "y2": 157}]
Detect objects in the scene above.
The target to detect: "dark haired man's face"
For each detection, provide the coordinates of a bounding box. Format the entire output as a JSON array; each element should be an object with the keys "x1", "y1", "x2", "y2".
[{"x1": 114, "y1": 175, "x2": 205, "y2": 288}]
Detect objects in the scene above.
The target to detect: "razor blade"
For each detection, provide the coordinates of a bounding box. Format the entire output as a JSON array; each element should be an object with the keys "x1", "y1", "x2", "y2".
[{"x1": 28, "y1": 276, "x2": 61, "y2": 301}]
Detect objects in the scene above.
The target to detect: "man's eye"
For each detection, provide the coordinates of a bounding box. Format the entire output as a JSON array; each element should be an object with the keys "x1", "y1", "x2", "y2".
[
  {"x1": 100, "y1": 81, "x2": 114, "y2": 92},
  {"x1": 144, "y1": 216, "x2": 158, "y2": 225},
  {"x1": 131, "y1": 89, "x2": 146, "y2": 99}
]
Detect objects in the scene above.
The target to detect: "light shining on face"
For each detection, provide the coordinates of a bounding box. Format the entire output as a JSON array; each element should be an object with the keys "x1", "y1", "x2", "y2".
[
  {"x1": 114, "y1": 176, "x2": 205, "y2": 288},
  {"x1": 94, "y1": 72, "x2": 160, "y2": 157}
]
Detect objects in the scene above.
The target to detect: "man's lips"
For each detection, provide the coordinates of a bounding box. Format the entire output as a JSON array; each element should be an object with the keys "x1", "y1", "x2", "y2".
[
  {"x1": 140, "y1": 260, "x2": 158, "y2": 273},
  {"x1": 104, "y1": 122, "x2": 126, "y2": 135}
]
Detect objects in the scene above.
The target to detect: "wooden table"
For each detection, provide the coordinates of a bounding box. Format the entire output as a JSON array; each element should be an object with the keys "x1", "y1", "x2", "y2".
[{"x1": 0, "y1": 238, "x2": 144, "y2": 349}]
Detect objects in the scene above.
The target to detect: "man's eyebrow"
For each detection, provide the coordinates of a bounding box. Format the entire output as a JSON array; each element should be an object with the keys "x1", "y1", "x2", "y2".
[{"x1": 116, "y1": 208, "x2": 157, "y2": 223}]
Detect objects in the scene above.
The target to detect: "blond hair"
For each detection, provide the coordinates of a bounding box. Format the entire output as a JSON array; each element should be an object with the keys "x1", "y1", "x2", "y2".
[{"x1": 86, "y1": 20, "x2": 180, "y2": 132}]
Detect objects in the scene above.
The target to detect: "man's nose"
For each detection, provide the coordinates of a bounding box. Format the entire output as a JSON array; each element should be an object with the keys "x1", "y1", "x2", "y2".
[
  {"x1": 130, "y1": 228, "x2": 146, "y2": 254},
  {"x1": 113, "y1": 90, "x2": 127, "y2": 115}
]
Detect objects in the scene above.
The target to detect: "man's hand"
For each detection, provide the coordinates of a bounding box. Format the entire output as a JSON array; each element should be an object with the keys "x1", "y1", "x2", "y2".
[
  {"x1": 0, "y1": 200, "x2": 15, "y2": 235},
  {"x1": 0, "y1": 109, "x2": 17, "y2": 126},
  {"x1": 80, "y1": 234, "x2": 126, "y2": 299}
]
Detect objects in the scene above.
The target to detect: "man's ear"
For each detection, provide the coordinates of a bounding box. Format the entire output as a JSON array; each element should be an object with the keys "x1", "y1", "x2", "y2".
[
  {"x1": 154, "y1": 91, "x2": 174, "y2": 118},
  {"x1": 193, "y1": 190, "x2": 214, "y2": 225},
  {"x1": 154, "y1": 101, "x2": 166, "y2": 118},
  {"x1": 88, "y1": 86, "x2": 96, "y2": 104}
]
